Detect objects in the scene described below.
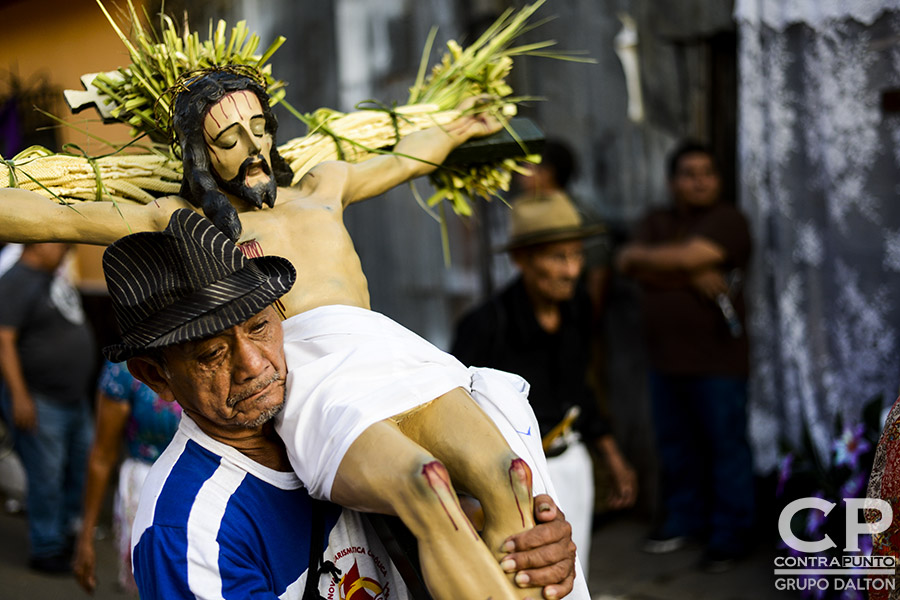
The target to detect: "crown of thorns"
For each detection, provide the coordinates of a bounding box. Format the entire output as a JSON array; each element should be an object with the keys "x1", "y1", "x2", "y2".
[{"x1": 155, "y1": 64, "x2": 268, "y2": 147}]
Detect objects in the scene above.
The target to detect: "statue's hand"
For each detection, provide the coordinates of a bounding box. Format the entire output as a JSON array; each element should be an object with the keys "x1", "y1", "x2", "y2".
[
  {"x1": 452, "y1": 95, "x2": 504, "y2": 140},
  {"x1": 500, "y1": 494, "x2": 576, "y2": 599}
]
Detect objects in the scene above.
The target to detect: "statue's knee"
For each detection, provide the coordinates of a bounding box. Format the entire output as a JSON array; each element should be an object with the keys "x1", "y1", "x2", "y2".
[
  {"x1": 419, "y1": 459, "x2": 453, "y2": 496},
  {"x1": 399, "y1": 459, "x2": 454, "y2": 506},
  {"x1": 400, "y1": 460, "x2": 481, "y2": 538},
  {"x1": 487, "y1": 453, "x2": 533, "y2": 492}
]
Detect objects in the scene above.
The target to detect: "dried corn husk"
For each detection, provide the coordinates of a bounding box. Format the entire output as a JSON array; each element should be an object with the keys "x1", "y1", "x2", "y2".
[{"x1": 0, "y1": 146, "x2": 181, "y2": 204}]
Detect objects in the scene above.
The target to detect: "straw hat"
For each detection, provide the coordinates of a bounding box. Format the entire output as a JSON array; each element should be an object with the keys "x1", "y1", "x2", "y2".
[
  {"x1": 102, "y1": 209, "x2": 296, "y2": 362},
  {"x1": 499, "y1": 191, "x2": 604, "y2": 252}
]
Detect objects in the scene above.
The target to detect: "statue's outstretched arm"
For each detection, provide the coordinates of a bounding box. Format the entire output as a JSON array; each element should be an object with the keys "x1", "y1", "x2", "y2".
[
  {"x1": 0, "y1": 188, "x2": 191, "y2": 245},
  {"x1": 337, "y1": 104, "x2": 502, "y2": 208}
]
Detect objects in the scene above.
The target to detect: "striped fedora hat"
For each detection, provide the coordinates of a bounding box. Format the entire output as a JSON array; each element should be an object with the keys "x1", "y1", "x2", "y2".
[{"x1": 102, "y1": 208, "x2": 295, "y2": 362}]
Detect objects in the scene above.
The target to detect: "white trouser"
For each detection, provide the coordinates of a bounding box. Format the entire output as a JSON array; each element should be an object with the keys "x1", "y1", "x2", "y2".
[{"x1": 546, "y1": 438, "x2": 595, "y2": 573}]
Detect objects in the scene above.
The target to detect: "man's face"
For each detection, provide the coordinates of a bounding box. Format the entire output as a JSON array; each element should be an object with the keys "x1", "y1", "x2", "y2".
[
  {"x1": 669, "y1": 152, "x2": 721, "y2": 208},
  {"x1": 26, "y1": 242, "x2": 72, "y2": 272},
  {"x1": 152, "y1": 306, "x2": 287, "y2": 435},
  {"x1": 515, "y1": 239, "x2": 585, "y2": 304},
  {"x1": 203, "y1": 90, "x2": 277, "y2": 208}
]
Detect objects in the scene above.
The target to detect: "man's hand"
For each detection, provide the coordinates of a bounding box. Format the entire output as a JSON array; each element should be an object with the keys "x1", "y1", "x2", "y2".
[
  {"x1": 616, "y1": 238, "x2": 726, "y2": 276},
  {"x1": 500, "y1": 494, "x2": 576, "y2": 599},
  {"x1": 606, "y1": 456, "x2": 638, "y2": 510},
  {"x1": 10, "y1": 392, "x2": 36, "y2": 431},
  {"x1": 597, "y1": 435, "x2": 637, "y2": 510}
]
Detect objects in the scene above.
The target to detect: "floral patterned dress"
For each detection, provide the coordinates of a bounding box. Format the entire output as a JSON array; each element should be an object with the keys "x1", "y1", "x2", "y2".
[{"x1": 866, "y1": 396, "x2": 900, "y2": 600}]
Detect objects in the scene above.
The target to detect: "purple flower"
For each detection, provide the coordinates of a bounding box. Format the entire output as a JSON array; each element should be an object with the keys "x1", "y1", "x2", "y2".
[
  {"x1": 833, "y1": 424, "x2": 872, "y2": 470},
  {"x1": 776, "y1": 453, "x2": 794, "y2": 497}
]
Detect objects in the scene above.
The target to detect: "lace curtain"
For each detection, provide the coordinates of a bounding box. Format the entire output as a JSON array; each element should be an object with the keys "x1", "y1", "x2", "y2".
[{"x1": 737, "y1": 3, "x2": 900, "y2": 472}]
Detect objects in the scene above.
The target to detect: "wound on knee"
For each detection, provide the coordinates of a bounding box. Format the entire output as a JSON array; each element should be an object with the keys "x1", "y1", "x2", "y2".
[
  {"x1": 421, "y1": 461, "x2": 478, "y2": 539},
  {"x1": 508, "y1": 458, "x2": 533, "y2": 528},
  {"x1": 422, "y1": 461, "x2": 457, "y2": 529}
]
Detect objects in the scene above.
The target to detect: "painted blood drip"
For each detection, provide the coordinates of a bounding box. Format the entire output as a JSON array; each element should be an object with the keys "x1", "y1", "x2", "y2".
[
  {"x1": 422, "y1": 462, "x2": 457, "y2": 530},
  {"x1": 229, "y1": 94, "x2": 244, "y2": 119},
  {"x1": 508, "y1": 458, "x2": 532, "y2": 528},
  {"x1": 422, "y1": 462, "x2": 479, "y2": 540},
  {"x1": 238, "y1": 239, "x2": 263, "y2": 258},
  {"x1": 238, "y1": 240, "x2": 286, "y2": 319}
]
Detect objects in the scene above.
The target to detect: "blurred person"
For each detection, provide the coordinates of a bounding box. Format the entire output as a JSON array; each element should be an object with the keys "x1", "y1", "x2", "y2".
[
  {"x1": 0, "y1": 242, "x2": 96, "y2": 573},
  {"x1": 515, "y1": 139, "x2": 578, "y2": 198},
  {"x1": 513, "y1": 139, "x2": 610, "y2": 317},
  {"x1": 452, "y1": 192, "x2": 638, "y2": 572},
  {"x1": 616, "y1": 140, "x2": 754, "y2": 570},
  {"x1": 0, "y1": 242, "x2": 23, "y2": 277},
  {"x1": 73, "y1": 360, "x2": 181, "y2": 594}
]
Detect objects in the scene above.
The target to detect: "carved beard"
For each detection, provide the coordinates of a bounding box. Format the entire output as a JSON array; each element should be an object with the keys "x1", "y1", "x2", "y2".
[{"x1": 214, "y1": 155, "x2": 278, "y2": 209}]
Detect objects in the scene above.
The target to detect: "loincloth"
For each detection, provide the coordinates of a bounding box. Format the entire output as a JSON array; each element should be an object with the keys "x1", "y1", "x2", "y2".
[
  {"x1": 275, "y1": 305, "x2": 555, "y2": 504},
  {"x1": 277, "y1": 305, "x2": 472, "y2": 499}
]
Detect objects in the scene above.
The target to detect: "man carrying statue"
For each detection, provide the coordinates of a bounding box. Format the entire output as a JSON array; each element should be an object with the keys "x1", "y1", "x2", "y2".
[{"x1": 0, "y1": 67, "x2": 588, "y2": 599}]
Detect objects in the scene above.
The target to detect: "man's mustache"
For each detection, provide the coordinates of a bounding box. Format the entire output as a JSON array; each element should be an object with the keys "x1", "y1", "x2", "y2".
[{"x1": 227, "y1": 370, "x2": 282, "y2": 407}]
